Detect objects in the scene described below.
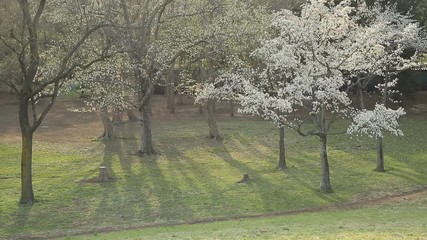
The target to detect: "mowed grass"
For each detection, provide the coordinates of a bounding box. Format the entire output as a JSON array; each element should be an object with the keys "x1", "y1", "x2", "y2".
[
  {"x1": 0, "y1": 114, "x2": 426, "y2": 239},
  {"x1": 69, "y1": 193, "x2": 427, "y2": 240}
]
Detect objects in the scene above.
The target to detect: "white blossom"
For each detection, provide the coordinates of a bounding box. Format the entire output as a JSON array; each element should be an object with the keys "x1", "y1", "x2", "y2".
[{"x1": 347, "y1": 104, "x2": 406, "y2": 138}]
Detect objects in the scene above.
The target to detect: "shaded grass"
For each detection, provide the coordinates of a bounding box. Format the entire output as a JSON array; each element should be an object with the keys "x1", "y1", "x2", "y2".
[
  {"x1": 0, "y1": 114, "x2": 426, "y2": 239},
  {"x1": 67, "y1": 193, "x2": 427, "y2": 240}
]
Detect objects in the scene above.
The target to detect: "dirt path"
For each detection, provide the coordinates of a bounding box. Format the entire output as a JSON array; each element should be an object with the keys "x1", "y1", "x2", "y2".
[{"x1": 32, "y1": 186, "x2": 427, "y2": 239}]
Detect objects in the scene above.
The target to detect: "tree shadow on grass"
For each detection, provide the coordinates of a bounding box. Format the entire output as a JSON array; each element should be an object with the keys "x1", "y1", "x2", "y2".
[
  {"x1": 159, "y1": 142, "x2": 233, "y2": 219},
  {"x1": 83, "y1": 121, "x2": 201, "y2": 229},
  {"x1": 384, "y1": 167, "x2": 425, "y2": 185},
  {"x1": 6, "y1": 204, "x2": 33, "y2": 237},
  {"x1": 212, "y1": 140, "x2": 346, "y2": 213}
]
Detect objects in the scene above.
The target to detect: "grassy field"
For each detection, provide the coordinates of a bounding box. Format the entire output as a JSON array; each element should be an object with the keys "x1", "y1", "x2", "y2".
[
  {"x1": 69, "y1": 193, "x2": 427, "y2": 240},
  {"x1": 0, "y1": 112, "x2": 427, "y2": 239}
]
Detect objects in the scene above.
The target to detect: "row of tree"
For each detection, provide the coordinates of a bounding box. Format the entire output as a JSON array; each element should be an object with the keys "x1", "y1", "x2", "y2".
[
  {"x1": 0, "y1": 0, "x2": 425, "y2": 204},
  {"x1": 195, "y1": 0, "x2": 426, "y2": 192}
]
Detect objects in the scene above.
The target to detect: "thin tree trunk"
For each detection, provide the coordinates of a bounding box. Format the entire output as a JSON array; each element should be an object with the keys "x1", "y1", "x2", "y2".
[
  {"x1": 166, "y1": 82, "x2": 175, "y2": 114},
  {"x1": 376, "y1": 137, "x2": 385, "y2": 172},
  {"x1": 176, "y1": 87, "x2": 184, "y2": 105},
  {"x1": 100, "y1": 108, "x2": 115, "y2": 139},
  {"x1": 139, "y1": 103, "x2": 155, "y2": 155},
  {"x1": 376, "y1": 68, "x2": 389, "y2": 171},
  {"x1": 230, "y1": 101, "x2": 235, "y2": 117},
  {"x1": 357, "y1": 81, "x2": 365, "y2": 110},
  {"x1": 19, "y1": 100, "x2": 34, "y2": 204},
  {"x1": 206, "y1": 99, "x2": 219, "y2": 139},
  {"x1": 319, "y1": 134, "x2": 332, "y2": 192},
  {"x1": 112, "y1": 108, "x2": 124, "y2": 125},
  {"x1": 277, "y1": 126, "x2": 287, "y2": 170},
  {"x1": 319, "y1": 105, "x2": 332, "y2": 193},
  {"x1": 126, "y1": 109, "x2": 138, "y2": 121}
]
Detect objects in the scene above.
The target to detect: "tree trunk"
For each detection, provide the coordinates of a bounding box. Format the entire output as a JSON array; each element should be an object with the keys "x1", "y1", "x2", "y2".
[
  {"x1": 139, "y1": 103, "x2": 155, "y2": 155},
  {"x1": 376, "y1": 137, "x2": 385, "y2": 172},
  {"x1": 277, "y1": 126, "x2": 287, "y2": 170},
  {"x1": 206, "y1": 99, "x2": 219, "y2": 139},
  {"x1": 319, "y1": 134, "x2": 333, "y2": 193},
  {"x1": 176, "y1": 87, "x2": 184, "y2": 105},
  {"x1": 100, "y1": 108, "x2": 115, "y2": 139},
  {"x1": 376, "y1": 68, "x2": 389, "y2": 171},
  {"x1": 126, "y1": 109, "x2": 138, "y2": 122},
  {"x1": 357, "y1": 81, "x2": 365, "y2": 110},
  {"x1": 166, "y1": 82, "x2": 175, "y2": 114},
  {"x1": 19, "y1": 100, "x2": 34, "y2": 204},
  {"x1": 112, "y1": 108, "x2": 124, "y2": 125},
  {"x1": 230, "y1": 101, "x2": 235, "y2": 117}
]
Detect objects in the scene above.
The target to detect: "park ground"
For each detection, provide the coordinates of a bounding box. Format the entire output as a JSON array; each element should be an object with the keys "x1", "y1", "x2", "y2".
[{"x1": 0, "y1": 92, "x2": 427, "y2": 239}]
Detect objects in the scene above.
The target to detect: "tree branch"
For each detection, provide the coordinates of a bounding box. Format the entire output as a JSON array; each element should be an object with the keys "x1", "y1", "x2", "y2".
[{"x1": 33, "y1": 0, "x2": 46, "y2": 27}]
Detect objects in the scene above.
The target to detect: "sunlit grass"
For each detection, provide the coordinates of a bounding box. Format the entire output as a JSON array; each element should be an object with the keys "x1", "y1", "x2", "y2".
[
  {"x1": 0, "y1": 114, "x2": 426, "y2": 239},
  {"x1": 68, "y1": 194, "x2": 427, "y2": 240}
]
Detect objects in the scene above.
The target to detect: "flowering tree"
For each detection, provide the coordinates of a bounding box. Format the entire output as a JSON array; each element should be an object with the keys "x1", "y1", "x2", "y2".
[
  {"x1": 191, "y1": 0, "x2": 270, "y2": 139},
  {"x1": 347, "y1": 3, "x2": 426, "y2": 172},
  {"x1": 110, "y1": 0, "x2": 214, "y2": 155},
  {"x1": 0, "y1": 0, "x2": 112, "y2": 204},
  {"x1": 210, "y1": 0, "x2": 425, "y2": 191},
  {"x1": 71, "y1": 53, "x2": 136, "y2": 139},
  {"x1": 211, "y1": 0, "x2": 406, "y2": 192}
]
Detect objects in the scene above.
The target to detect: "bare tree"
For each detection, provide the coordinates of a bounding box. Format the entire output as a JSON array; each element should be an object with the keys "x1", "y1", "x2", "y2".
[{"x1": 0, "y1": 0, "x2": 112, "y2": 204}]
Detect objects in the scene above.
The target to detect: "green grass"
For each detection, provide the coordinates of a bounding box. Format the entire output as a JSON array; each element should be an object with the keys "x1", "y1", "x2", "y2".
[
  {"x1": 67, "y1": 194, "x2": 427, "y2": 240},
  {"x1": 0, "y1": 114, "x2": 426, "y2": 239}
]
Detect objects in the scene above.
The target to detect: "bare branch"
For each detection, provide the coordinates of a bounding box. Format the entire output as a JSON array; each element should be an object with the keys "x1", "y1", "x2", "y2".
[{"x1": 33, "y1": 0, "x2": 46, "y2": 27}]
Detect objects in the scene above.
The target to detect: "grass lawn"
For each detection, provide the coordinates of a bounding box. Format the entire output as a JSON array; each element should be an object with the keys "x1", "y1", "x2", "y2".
[
  {"x1": 0, "y1": 113, "x2": 426, "y2": 239},
  {"x1": 67, "y1": 193, "x2": 427, "y2": 240}
]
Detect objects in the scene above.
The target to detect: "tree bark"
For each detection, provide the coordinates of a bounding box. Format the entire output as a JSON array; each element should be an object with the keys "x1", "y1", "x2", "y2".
[
  {"x1": 126, "y1": 109, "x2": 138, "y2": 122},
  {"x1": 166, "y1": 82, "x2": 175, "y2": 114},
  {"x1": 166, "y1": 69, "x2": 176, "y2": 113},
  {"x1": 206, "y1": 99, "x2": 219, "y2": 139},
  {"x1": 100, "y1": 108, "x2": 115, "y2": 139},
  {"x1": 319, "y1": 134, "x2": 333, "y2": 193},
  {"x1": 229, "y1": 101, "x2": 235, "y2": 117},
  {"x1": 19, "y1": 99, "x2": 34, "y2": 204},
  {"x1": 277, "y1": 126, "x2": 287, "y2": 170},
  {"x1": 176, "y1": 86, "x2": 184, "y2": 105},
  {"x1": 112, "y1": 108, "x2": 124, "y2": 125},
  {"x1": 376, "y1": 137, "x2": 385, "y2": 172},
  {"x1": 139, "y1": 103, "x2": 155, "y2": 155},
  {"x1": 318, "y1": 105, "x2": 332, "y2": 193},
  {"x1": 357, "y1": 81, "x2": 365, "y2": 110},
  {"x1": 376, "y1": 68, "x2": 389, "y2": 171}
]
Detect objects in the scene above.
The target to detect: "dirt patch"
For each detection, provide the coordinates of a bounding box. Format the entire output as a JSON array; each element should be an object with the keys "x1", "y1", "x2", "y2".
[{"x1": 0, "y1": 93, "x2": 241, "y2": 146}]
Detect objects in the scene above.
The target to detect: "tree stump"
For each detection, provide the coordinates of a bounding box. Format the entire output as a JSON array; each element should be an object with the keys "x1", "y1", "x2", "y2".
[
  {"x1": 236, "y1": 173, "x2": 250, "y2": 183},
  {"x1": 99, "y1": 166, "x2": 108, "y2": 182}
]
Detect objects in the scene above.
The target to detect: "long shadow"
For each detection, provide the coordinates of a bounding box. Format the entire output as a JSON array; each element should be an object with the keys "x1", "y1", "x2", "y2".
[
  {"x1": 160, "y1": 141, "x2": 233, "y2": 219},
  {"x1": 5, "y1": 204, "x2": 33, "y2": 236},
  {"x1": 100, "y1": 139, "x2": 121, "y2": 177},
  {"x1": 116, "y1": 122, "x2": 139, "y2": 174},
  {"x1": 88, "y1": 121, "x2": 197, "y2": 226},
  {"x1": 219, "y1": 131, "x2": 346, "y2": 208},
  {"x1": 289, "y1": 166, "x2": 346, "y2": 204},
  {"x1": 138, "y1": 152, "x2": 197, "y2": 221}
]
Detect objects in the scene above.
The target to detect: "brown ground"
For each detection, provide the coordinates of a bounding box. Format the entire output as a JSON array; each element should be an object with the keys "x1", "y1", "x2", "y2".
[
  {"x1": 1, "y1": 91, "x2": 426, "y2": 145},
  {"x1": 1, "y1": 91, "x2": 427, "y2": 236},
  {"x1": 0, "y1": 93, "x2": 238, "y2": 146}
]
